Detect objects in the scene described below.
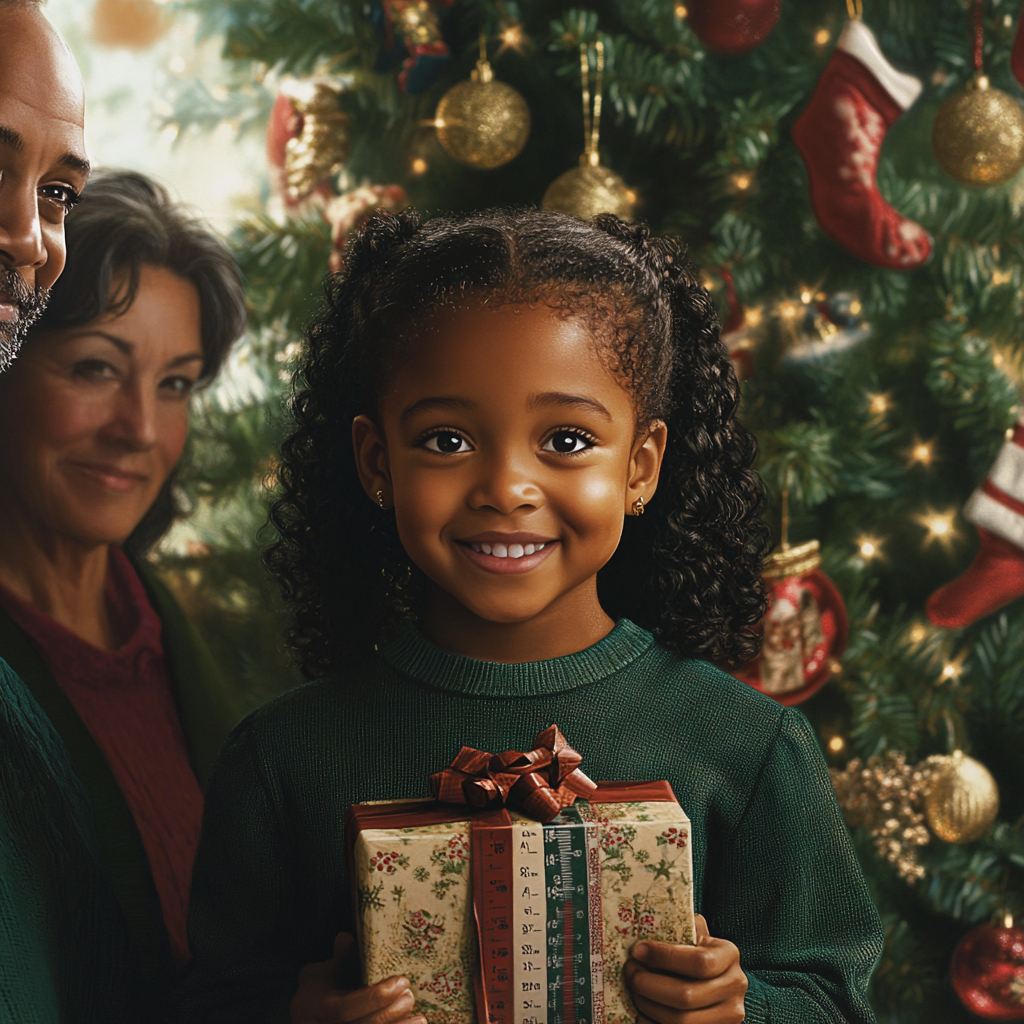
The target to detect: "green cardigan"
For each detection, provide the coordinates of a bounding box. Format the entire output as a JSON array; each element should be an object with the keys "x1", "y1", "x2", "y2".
[
  {"x1": 176, "y1": 618, "x2": 883, "y2": 1023},
  {"x1": 0, "y1": 562, "x2": 243, "y2": 1021}
]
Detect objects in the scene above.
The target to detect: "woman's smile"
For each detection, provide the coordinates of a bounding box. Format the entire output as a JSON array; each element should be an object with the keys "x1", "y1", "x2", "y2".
[{"x1": 67, "y1": 460, "x2": 149, "y2": 492}]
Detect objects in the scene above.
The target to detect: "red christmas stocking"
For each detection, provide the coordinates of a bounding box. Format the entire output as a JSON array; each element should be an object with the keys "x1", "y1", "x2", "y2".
[
  {"x1": 792, "y1": 19, "x2": 931, "y2": 271},
  {"x1": 928, "y1": 420, "x2": 1024, "y2": 628},
  {"x1": 1013, "y1": 2, "x2": 1024, "y2": 88}
]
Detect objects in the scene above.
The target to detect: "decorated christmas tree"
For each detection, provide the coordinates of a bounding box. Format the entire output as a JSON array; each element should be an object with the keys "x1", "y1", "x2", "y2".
[{"x1": 160, "y1": 0, "x2": 1024, "y2": 1016}]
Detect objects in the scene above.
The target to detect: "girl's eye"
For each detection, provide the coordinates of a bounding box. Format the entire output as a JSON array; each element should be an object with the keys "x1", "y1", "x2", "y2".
[
  {"x1": 422, "y1": 431, "x2": 473, "y2": 454},
  {"x1": 38, "y1": 183, "x2": 81, "y2": 216},
  {"x1": 543, "y1": 430, "x2": 594, "y2": 455}
]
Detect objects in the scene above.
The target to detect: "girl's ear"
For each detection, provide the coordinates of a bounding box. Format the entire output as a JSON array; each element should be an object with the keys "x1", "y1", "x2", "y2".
[
  {"x1": 626, "y1": 419, "x2": 668, "y2": 516},
  {"x1": 352, "y1": 414, "x2": 392, "y2": 508}
]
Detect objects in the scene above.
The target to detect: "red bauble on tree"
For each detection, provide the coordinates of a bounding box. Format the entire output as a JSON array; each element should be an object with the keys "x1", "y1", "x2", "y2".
[
  {"x1": 685, "y1": 0, "x2": 781, "y2": 54},
  {"x1": 952, "y1": 921, "x2": 1024, "y2": 1020}
]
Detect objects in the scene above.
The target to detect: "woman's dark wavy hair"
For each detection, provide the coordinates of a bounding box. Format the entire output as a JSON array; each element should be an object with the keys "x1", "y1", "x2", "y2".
[
  {"x1": 30, "y1": 169, "x2": 246, "y2": 556},
  {"x1": 266, "y1": 208, "x2": 769, "y2": 678}
]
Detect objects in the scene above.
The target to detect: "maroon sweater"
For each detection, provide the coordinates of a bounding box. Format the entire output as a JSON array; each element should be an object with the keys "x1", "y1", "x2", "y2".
[{"x1": 0, "y1": 547, "x2": 203, "y2": 967}]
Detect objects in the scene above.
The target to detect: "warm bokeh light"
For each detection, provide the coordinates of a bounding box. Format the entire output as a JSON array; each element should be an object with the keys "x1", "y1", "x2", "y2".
[
  {"x1": 744, "y1": 306, "x2": 763, "y2": 327},
  {"x1": 800, "y1": 288, "x2": 813, "y2": 304},
  {"x1": 915, "y1": 508, "x2": 958, "y2": 550},
  {"x1": 907, "y1": 622, "x2": 928, "y2": 645},
  {"x1": 992, "y1": 269, "x2": 1013, "y2": 285},
  {"x1": 849, "y1": 299, "x2": 862, "y2": 316},
  {"x1": 827, "y1": 735, "x2": 845, "y2": 753},
  {"x1": 497, "y1": 23, "x2": 526, "y2": 54},
  {"x1": 939, "y1": 652, "x2": 967, "y2": 682},
  {"x1": 857, "y1": 536, "x2": 883, "y2": 560},
  {"x1": 777, "y1": 300, "x2": 800, "y2": 320},
  {"x1": 410, "y1": 157, "x2": 429, "y2": 175},
  {"x1": 674, "y1": 2, "x2": 688, "y2": 17},
  {"x1": 624, "y1": 188, "x2": 639, "y2": 205},
  {"x1": 867, "y1": 392, "x2": 891, "y2": 416},
  {"x1": 732, "y1": 172, "x2": 752, "y2": 191},
  {"x1": 815, "y1": 28, "x2": 831, "y2": 46},
  {"x1": 908, "y1": 440, "x2": 935, "y2": 467}
]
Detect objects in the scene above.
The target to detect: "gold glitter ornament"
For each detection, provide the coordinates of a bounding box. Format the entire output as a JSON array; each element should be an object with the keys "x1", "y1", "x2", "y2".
[
  {"x1": 542, "y1": 42, "x2": 635, "y2": 222},
  {"x1": 924, "y1": 749, "x2": 1000, "y2": 844},
  {"x1": 932, "y1": 75, "x2": 1024, "y2": 186},
  {"x1": 542, "y1": 162, "x2": 634, "y2": 221},
  {"x1": 281, "y1": 77, "x2": 351, "y2": 203},
  {"x1": 434, "y1": 42, "x2": 530, "y2": 170}
]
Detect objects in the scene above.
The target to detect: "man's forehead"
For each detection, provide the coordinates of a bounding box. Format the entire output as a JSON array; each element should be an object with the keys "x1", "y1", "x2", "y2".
[{"x1": 0, "y1": 6, "x2": 85, "y2": 130}]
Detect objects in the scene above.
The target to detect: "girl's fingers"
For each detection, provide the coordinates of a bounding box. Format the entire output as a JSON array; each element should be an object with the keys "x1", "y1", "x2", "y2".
[
  {"x1": 625, "y1": 959, "x2": 747, "y2": 1010},
  {"x1": 632, "y1": 990, "x2": 746, "y2": 1024},
  {"x1": 337, "y1": 981, "x2": 414, "y2": 1023},
  {"x1": 631, "y1": 936, "x2": 738, "y2": 980}
]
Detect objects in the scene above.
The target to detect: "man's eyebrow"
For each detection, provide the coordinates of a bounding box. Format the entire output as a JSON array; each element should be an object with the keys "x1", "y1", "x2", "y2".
[
  {"x1": 529, "y1": 391, "x2": 612, "y2": 419},
  {"x1": 0, "y1": 125, "x2": 23, "y2": 152},
  {"x1": 0, "y1": 124, "x2": 90, "y2": 178},
  {"x1": 58, "y1": 151, "x2": 91, "y2": 177},
  {"x1": 400, "y1": 395, "x2": 477, "y2": 422}
]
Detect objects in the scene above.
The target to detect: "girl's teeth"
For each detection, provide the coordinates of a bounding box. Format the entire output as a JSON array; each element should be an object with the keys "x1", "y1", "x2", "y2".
[
  {"x1": 480, "y1": 543, "x2": 492, "y2": 554},
  {"x1": 492, "y1": 543, "x2": 508, "y2": 558},
  {"x1": 509, "y1": 544, "x2": 525, "y2": 558},
  {"x1": 468, "y1": 541, "x2": 549, "y2": 558},
  {"x1": 523, "y1": 544, "x2": 535, "y2": 555}
]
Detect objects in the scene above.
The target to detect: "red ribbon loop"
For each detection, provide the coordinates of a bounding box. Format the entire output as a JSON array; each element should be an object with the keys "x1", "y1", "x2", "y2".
[{"x1": 429, "y1": 725, "x2": 597, "y2": 822}]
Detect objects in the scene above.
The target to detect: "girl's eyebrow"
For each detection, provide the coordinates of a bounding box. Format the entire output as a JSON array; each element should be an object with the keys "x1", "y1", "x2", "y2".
[
  {"x1": 400, "y1": 395, "x2": 476, "y2": 421},
  {"x1": 529, "y1": 391, "x2": 612, "y2": 419}
]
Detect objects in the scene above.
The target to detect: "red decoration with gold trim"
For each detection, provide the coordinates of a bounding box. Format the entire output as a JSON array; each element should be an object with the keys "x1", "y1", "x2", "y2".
[
  {"x1": 951, "y1": 920, "x2": 1024, "y2": 1020},
  {"x1": 732, "y1": 536, "x2": 848, "y2": 705}
]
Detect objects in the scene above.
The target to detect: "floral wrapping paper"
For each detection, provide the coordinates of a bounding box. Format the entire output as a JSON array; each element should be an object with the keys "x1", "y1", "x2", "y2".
[{"x1": 351, "y1": 798, "x2": 693, "y2": 1024}]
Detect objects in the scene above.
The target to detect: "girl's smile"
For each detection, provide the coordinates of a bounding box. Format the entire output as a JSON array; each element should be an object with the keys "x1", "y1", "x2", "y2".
[{"x1": 353, "y1": 301, "x2": 667, "y2": 662}]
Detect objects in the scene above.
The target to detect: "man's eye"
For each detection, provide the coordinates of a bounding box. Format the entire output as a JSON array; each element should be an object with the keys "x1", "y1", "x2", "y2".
[
  {"x1": 422, "y1": 431, "x2": 472, "y2": 454},
  {"x1": 38, "y1": 184, "x2": 81, "y2": 214},
  {"x1": 543, "y1": 431, "x2": 593, "y2": 455}
]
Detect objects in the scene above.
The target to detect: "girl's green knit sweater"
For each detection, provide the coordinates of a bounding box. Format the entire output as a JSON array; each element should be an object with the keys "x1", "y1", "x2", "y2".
[{"x1": 176, "y1": 619, "x2": 882, "y2": 1023}]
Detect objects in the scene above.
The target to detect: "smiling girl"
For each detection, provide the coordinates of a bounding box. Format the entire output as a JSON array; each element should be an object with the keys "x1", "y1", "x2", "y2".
[{"x1": 177, "y1": 209, "x2": 883, "y2": 1023}]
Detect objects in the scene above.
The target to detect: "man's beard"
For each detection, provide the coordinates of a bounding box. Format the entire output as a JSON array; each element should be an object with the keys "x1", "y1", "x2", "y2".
[{"x1": 0, "y1": 268, "x2": 51, "y2": 372}]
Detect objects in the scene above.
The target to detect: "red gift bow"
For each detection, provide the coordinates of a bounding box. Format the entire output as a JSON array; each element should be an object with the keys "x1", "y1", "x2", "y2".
[{"x1": 429, "y1": 725, "x2": 598, "y2": 823}]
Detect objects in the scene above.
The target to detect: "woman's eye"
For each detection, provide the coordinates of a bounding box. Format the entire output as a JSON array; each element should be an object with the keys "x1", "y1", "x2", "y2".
[
  {"x1": 161, "y1": 375, "x2": 196, "y2": 397},
  {"x1": 38, "y1": 184, "x2": 81, "y2": 215},
  {"x1": 422, "y1": 431, "x2": 472, "y2": 454},
  {"x1": 73, "y1": 359, "x2": 118, "y2": 381},
  {"x1": 543, "y1": 431, "x2": 593, "y2": 455}
]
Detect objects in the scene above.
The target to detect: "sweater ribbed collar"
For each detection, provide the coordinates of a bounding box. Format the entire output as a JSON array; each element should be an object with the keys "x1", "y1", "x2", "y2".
[{"x1": 378, "y1": 618, "x2": 654, "y2": 697}]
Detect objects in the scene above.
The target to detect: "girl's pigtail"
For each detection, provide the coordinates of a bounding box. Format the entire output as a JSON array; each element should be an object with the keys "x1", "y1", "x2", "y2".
[
  {"x1": 266, "y1": 209, "x2": 423, "y2": 675},
  {"x1": 652, "y1": 265, "x2": 770, "y2": 666}
]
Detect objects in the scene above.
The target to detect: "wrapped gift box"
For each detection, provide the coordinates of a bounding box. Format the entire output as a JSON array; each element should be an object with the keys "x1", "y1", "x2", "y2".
[{"x1": 346, "y1": 782, "x2": 694, "y2": 1024}]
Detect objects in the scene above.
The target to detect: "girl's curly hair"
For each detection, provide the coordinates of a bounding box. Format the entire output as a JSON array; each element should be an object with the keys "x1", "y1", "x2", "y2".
[{"x1": 266, "y1": 208, "x2": 769, "y2": 678}]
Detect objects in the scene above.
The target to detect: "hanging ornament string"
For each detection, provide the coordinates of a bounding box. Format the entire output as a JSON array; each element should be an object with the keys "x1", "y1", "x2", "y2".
[
  {"x1": 973, "y1": 0, "x2": 984, "y2": 73},
  {"x1": 845, "y1": 0, "x2": 863, "y2": 21},
  {"x1": 581, "y1": 41, "x2": 604, "y2": 167}
]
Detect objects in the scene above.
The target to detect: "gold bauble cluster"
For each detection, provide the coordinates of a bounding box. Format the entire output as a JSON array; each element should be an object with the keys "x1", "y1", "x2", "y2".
[
  {"x1": 542, "y1": 157, "x2": 635, "y2": 222},
  {"x1": 832, "y1": 748, "x2": 1001, "y2": 883},
  {"x1": 923, "y1": 749, "x2": 1000, "y2": 844},
  {"x1": 932, "y1": 75, "x2": 1024, "y2": 187},
  {"x1": 435, "y1": 60, "x2": 530, "y2": 170},
  {"x1": 281, "y1": 78, "x2": 351, "y2": 203}
]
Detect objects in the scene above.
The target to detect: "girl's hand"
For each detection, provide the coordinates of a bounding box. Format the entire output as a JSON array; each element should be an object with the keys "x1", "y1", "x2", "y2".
[
  {"x1": 291, "y1": 933, "x2": 428, "y2": 1024},
  {"x1": 624, "y1": 915, "x2": 747, "y2": 1024}
]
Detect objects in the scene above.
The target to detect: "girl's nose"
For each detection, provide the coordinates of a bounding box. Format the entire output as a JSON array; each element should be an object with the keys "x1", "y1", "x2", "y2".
[{"x1": 469, "y1": 452, "x2": 541, "y2": 515}]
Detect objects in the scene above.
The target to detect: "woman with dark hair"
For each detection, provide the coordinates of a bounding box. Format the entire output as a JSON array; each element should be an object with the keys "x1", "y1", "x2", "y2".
[{"x1": 0, "y1": 169, "x2": 246, "y2": 1020}]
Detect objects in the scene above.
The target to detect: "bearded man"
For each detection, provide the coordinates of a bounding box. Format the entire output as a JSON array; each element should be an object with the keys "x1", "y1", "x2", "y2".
[{"x1": 0, "y1": 0, "x2": 89, "y2": 370}]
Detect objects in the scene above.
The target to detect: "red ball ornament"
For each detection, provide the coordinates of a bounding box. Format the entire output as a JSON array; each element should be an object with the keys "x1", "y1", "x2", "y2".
[
  {"x1": 952, "y1": 922, "x2": 1024, "y2": 1020},
  {"x1": 732, "y1": 538, "x2": 848, "y2": 705},
  {"x1": 685, "y1": 0, "x2": 781, "y2": 55}
]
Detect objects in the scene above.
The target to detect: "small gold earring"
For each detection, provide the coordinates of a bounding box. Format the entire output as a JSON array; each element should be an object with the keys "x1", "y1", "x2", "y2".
[
  {"x1": 631, "y1": 496, "x2": 645, "y2": 516},
  {"x1": 375, "y1": 490, "x2": 386, "y2": 509}
]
